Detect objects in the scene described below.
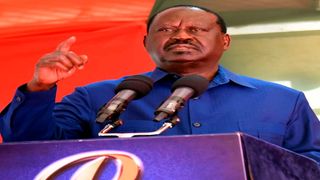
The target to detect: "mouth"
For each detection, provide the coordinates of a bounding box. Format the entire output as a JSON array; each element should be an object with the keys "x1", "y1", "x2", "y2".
[{"x1": 165, "y1": 44, "x2": 200, "y2": 52}]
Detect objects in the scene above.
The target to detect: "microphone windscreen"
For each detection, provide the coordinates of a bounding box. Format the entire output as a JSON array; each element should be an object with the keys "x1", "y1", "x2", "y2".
[
  {"x1": 115, "y1": 75, "x2": 154, "y2": 99},
  {"x1": 171, "y1": 75, "x2": 209, "y2": 98}
]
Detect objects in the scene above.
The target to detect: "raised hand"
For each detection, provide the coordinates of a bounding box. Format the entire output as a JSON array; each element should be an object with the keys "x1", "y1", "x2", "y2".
[{"x1": 27, "y1": 36, "x2": 88, "y2": 92}]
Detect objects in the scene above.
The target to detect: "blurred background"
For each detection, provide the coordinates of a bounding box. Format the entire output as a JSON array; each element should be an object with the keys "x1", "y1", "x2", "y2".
[
  {"x1": 0, "y1": 0, "x2": 319, "y2": 120},
  {"x1": 220, "y1": 0, "x2": 320, "y2": 118}
]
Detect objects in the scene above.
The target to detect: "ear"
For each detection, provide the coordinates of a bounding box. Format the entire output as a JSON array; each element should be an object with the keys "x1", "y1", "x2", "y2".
[
  {"x1": 223, "y1": 33, "x2": 231, "y2": 50},
  {"x1": 143, "y1": 35, "x2": 147, "y2": 48}
]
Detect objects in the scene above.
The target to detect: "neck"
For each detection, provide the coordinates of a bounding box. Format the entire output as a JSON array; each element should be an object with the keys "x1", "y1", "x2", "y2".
[
  {"x1": 160, "y1": 64, "x2": 219, "y2": 81},
  {"x1": 179, "y1": 66, "x2": 218, "y2": 81}
]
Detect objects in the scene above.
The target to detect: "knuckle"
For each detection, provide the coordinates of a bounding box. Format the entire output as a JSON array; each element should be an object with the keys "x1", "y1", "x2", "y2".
[
  {"x1": 68, "y1": 51, "x2": 78, "y2": 58},
  {"x1": 52, "y1": 61, "x2": 61, "y2": 67},
  {"x1": 57, "y1": 54, "x2": 65, "y2": 60}
]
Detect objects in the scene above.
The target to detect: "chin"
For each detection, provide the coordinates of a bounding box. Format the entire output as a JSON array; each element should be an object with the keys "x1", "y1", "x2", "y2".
[
  {"x1": 161, "y1": 55, "x2": 203, "y2": 63},
  {"x1": 164, "y1": 59, "x2": 195, "y2": 63}
]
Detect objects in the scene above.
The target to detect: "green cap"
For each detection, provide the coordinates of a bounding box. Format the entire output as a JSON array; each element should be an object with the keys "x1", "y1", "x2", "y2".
[
  {"x1": 147, "y1": 0, "x2": 226, "y2": 33},
  {"x1": 148, "y1": 0, "x2": 218, "y2": 21}
]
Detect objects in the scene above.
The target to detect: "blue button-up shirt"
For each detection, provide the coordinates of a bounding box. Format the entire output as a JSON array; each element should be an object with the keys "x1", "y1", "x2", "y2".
[{"x1": 1, "y1": 66, "x2": 320, "y2": 162}]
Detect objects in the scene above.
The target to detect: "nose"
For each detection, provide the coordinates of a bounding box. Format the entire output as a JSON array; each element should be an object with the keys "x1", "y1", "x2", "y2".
[{"x1": 171, "y1": 29, "x2": 192, "y2": 40}]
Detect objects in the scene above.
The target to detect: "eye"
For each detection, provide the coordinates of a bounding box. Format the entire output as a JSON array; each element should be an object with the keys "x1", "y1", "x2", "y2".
[
  {"x1": 157, "y1": 27, "x2": 175, "y2": 33},
  {"x1": 189, "y1": 27, "x2": 208, "y2": 33}
]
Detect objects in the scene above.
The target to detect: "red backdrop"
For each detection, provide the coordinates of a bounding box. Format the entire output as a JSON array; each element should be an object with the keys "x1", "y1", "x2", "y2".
[{"x1": 0, "y1": 0, "x2": 156, "y2": 142}]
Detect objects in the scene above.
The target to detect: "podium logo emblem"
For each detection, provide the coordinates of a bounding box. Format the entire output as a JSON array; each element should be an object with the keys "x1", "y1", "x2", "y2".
[{"x1": 35, "y1": 150, "x2": 143, "y2": 180}]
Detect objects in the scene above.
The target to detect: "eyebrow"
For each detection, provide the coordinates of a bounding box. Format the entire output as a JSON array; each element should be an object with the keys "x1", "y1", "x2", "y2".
[{"x1": 155, "y1": 21, "x2": 214, "y2": 27}]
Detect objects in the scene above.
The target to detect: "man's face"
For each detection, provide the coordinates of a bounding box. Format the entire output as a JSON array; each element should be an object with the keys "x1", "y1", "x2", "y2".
[{"x1": 144, "y1": 7, "x2": 230, "y2": 75}]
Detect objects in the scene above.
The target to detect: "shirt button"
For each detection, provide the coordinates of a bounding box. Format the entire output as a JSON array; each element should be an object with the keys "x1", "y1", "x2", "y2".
[
  {"x1": 15, "y1": 96, "x2": 22, "y2": 102},
  {"x1": 193, "y1": 122, "x2": 201, "y2": 128},
  {"x1": 193, "y1": 97, "x2": 199, "y2": 100}
]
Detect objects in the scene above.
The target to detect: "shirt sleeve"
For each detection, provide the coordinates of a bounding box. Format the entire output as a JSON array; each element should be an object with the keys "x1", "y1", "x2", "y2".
[
  {"x1": 0, "y1": 84, "x2": 97, "y2": 142},
  {"x1": 283, "y1": 92, "x2": 320, "y2": 163},
  {"x1": 0, "y1": 84, "x2": 57, "y2": 141}
]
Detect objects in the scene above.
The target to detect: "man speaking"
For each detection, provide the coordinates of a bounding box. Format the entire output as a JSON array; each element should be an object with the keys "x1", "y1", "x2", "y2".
[{"x1": 1, "y1": 0, "x2": 320, "y2": 163}]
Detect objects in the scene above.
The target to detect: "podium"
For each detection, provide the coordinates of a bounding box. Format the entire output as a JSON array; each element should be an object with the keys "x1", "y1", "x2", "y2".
[{"x1": 0, "y1": 133, "x2": 319, "y2": 179}]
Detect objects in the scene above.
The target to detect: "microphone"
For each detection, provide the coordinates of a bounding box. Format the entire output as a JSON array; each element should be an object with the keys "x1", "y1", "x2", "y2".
[
  {"x1": 96, "y1": 75, "x2": 153, "y2": 124},
  {"x1": 154, "y1": 74, "x2": 209, "y2": 122}
]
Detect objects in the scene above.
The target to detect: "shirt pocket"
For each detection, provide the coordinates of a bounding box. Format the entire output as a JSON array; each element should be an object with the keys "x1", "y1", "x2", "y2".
[{"x1": 239, "y1": 121, "x2": 286, "y2": 146}]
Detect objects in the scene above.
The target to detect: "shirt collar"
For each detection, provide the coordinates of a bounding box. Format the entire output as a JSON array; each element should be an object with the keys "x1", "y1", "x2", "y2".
[
  {"x1": 212, "y1": 66, "x2": 256, "y2": 89},
  {"x1": 148, "y1": 66, "x2": 256, "y2": 89},
  {"x1": 149, "y1": 68, "x2": 171, "y2": 82}
]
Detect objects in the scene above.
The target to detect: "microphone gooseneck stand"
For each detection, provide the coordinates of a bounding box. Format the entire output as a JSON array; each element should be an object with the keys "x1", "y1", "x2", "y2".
[{"x1": 98, "y1": 116, "x2": 180, "y2": 138}]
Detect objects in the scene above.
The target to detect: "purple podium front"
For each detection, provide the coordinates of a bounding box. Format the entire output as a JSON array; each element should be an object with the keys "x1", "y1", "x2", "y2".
[{"x1": 0, "y1": 133, "x2": 319, "y2": 179}]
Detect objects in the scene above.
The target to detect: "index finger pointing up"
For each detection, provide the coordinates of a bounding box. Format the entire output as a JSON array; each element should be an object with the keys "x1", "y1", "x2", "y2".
[{"x1": 56, "y1": 36, "x2": 77, "y2": 52}]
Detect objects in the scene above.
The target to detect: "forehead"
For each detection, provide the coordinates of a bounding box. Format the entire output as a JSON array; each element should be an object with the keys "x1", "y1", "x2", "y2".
[{"x1": 151, "y1": 7, "x2": 218, "y2": 26}]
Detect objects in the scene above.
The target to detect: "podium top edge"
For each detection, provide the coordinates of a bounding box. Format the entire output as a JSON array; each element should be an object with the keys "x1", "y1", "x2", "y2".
[{"x1": 0, "y1": 132, "x2": 245, "y2": 145}]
